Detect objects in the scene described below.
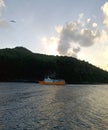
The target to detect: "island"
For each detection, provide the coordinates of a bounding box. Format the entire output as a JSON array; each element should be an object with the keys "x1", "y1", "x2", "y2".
[{"x1": 0, "y1": 47, "x2": 108, "y2": 84}]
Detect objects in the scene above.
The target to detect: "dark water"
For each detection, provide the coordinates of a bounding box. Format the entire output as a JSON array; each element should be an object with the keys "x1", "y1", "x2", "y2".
[{"x1": 0, "y1": 83, "x2": 108, "y2": 130}]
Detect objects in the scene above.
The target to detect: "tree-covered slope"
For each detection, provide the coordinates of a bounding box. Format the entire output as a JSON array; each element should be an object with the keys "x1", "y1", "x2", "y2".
[{"x1": 0, "y1": 47, "x2": 108, "y2": 83}]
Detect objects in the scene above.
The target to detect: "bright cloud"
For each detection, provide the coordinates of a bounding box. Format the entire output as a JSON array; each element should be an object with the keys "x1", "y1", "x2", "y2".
[
  {"x1": 41, "y1": 36, "x2": 59, "y2": 55},
  {"x1": 0, "y1": 0, "x2": 5, "y2": 8},
  {"x1": 96, "y1": 30, "x2": 108, "y2": 43},
  {"x1": 102, "y1": 64, "x2": 108, "y2": 71},
  {"x1": 55, "y1": 25, "x2": 63, "y2": 33},
  {"x1": 103, "y1": 47, "x2": 108, "y2": 59},
  {"x1": 57, "y1": 20, "x2": 100, "y2": 57},
  {"x1": 87, "y1": 18, "x2": 91, "y2": 23},
  {"x1": 92, "y1": 23, "x2": 97, "y2": 28},
  {"x1": 41, "y1": 2, "x2": 108, "y2": 60},
  {"x1": 101, "y1": 2, "x2": 108, "y2": 26},
  {"x1": 41, "y1": 18, "x2": 100, "y2": 58}
]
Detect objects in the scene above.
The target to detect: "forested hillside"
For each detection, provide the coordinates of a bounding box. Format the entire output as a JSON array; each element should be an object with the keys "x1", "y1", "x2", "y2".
[{"x1": 0, "y1": 47, "x2": 108, "y2": 84}]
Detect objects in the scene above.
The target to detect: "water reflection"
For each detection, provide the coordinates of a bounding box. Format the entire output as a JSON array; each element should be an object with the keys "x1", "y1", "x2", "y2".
[
  {"x1": 35, "y1": 85, "x2": 66, "y2": 129},
  {"x1": 0, "y1": 83, "x2": 108, "y2": 130}
]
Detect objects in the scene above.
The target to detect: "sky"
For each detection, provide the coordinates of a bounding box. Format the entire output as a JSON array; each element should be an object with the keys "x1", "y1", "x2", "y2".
[{"x1": 0, "y1": 0, "x2": 108, "y2": 70}]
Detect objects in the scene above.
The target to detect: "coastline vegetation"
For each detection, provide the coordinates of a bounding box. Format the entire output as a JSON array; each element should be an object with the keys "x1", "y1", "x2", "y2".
[{"x1": 0, "y1": 47, "x2": 108, "y2": 84}]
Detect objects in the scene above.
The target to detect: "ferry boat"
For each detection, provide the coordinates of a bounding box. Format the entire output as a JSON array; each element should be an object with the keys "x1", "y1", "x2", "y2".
[{"x1": 38, "y1": 77, "x2": 65, "y2": 85}]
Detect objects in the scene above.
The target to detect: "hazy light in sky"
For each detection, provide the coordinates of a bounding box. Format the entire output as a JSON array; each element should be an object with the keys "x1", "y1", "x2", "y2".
[
  {"x1": 41, "y1": 36, "x2": 59, "y2": 55},
  {"x1": 42, "y1": 14, "x2": 103, "y2": 58},
  {"x1": 101, "y1": 2, "x2": 108, "y2": 26},
  {"x1": 41, "y1": 1, "x2": 108, "y2": 70}
]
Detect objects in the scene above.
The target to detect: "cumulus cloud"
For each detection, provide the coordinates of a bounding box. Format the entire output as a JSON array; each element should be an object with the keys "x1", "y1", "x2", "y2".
[
  {"x1": 57, "y1": 20, "x2": 100, "y2": 57},
  {"x1": 41, "y1": 16, "x2": 101, "y2": 58},
  {"x1": 41, "y1": 2, "x2": 108, "y2": 58},
  {"x1": 101, "y1": 2, "x2": 108, "y2": 26}
]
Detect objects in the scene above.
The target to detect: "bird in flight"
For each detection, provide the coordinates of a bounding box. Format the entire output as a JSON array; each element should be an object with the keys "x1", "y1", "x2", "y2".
[{"x1": 10, "y1": 20, "x2": 16, "y2": 23}]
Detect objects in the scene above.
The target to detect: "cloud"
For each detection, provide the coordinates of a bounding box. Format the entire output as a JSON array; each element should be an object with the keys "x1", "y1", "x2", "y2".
[
  {"x1": 101, "y1": 64, "x2": 108, "y2": 71},
  {"x1": 57, "y1": 20, "x2": 100, "y2": 57},
  {"x1": 73, "y1": 47, "x2": 80, "y2": 53},
  {"x1": 55, "y1": 25, "x2": 63, "y2": 33},
  {"x1": 41, "y1": 17, "x2": 101, "y2": 58},
  {"x1": 41, "y1": 36, "x2": 59, "y2": 55},
  {"x1": 101, "y1": 2, "x2": 108, "y2": 26},
  {"x1": 41, "y1": 3, "x2": 108, "y2": 58},
  {"x1": 92, "y1": 23, "x2": 97, "y2": 28},
  {"x1": 0, "y1": 0, "x2": 5, "y2": 8},
  {"x1": 41, "y1": 15, "x2": 100, "y2": 58},
  {"x1": 96, "y1": 30, "x2": 108, "y2": 43}
]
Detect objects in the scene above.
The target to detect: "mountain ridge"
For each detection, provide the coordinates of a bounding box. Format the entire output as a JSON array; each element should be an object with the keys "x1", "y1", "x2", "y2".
[{"x1": 0, "y1": 46, "x2": 108, "y2": 84}]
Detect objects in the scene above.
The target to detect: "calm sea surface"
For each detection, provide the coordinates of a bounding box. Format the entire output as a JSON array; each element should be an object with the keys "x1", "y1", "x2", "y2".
[{"x1": 0, "y1": 83, "x2": 108, "y2": 130}]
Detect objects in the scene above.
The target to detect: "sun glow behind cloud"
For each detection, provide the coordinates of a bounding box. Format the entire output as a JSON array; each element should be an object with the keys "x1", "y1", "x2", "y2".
[
  {"x1": 101, "y1": 2, "x2": 108, "y2": 26},
  {"x1": 41, "y1": 36, "x2": 59, "y2": 55},
  {"x1": 41, "y1": 15, "x2": 101, "y2": 57},
  {"x1": 40, "y1": 2, "x2": 108, "y2": 70}
]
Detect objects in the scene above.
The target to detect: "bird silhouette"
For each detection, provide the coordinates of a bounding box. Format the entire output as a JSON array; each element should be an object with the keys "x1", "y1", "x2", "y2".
[{"x1": 10, "y1": 20, "x2": 16, "y2": 23}]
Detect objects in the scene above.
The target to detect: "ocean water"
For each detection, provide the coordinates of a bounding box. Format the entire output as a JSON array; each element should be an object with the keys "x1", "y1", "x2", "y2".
[{"x1": 0, "y1": 83, "x2": 108, "y2": 130}]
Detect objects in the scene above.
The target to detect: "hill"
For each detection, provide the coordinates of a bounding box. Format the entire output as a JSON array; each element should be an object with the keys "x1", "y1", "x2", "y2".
[{"x1": 0, "y1": 47, "x2": 108, "y2": 84}]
